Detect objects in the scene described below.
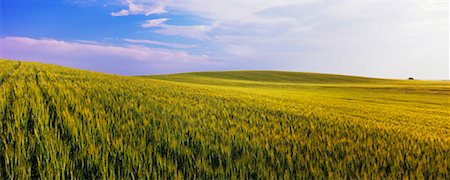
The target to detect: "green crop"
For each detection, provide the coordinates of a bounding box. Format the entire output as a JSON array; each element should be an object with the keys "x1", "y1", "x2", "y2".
[{"x1": 1, "y1": 59, "x2": 449, "y2": 179}]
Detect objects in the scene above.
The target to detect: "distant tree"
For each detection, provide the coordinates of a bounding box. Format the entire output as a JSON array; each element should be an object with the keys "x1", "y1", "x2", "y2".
[{"x1": 408, "y1": 77, "x2": 414, "y2": 80}]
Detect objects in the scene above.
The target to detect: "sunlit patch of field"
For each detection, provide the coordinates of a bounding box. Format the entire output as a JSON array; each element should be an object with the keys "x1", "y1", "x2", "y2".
[{"x1": 1, "y1": 59, "x2": 449, "y2": 178}]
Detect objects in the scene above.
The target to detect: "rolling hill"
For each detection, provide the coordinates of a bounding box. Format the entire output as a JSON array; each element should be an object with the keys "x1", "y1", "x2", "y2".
[{"x1": 1, "y1": 59, "x2": 449, "y2": 179}]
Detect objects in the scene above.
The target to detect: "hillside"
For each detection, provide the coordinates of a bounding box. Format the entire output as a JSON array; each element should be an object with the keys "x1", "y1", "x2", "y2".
[
  {"x1": 1, "y1": 59, "x2": 450, "y2": 179},
  {"x1": 149, "y1": 70, "x2": 393, "y2": 84}
]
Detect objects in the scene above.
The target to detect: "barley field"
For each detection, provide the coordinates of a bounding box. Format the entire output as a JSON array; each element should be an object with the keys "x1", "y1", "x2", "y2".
[{"x1": 1, "y1": 59, "x2": 449, "y2": 179}]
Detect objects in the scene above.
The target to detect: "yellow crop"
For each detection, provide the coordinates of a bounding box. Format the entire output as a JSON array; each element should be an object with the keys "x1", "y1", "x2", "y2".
[{"x1": 1, "y1": 59, "x2": 449, "y2": 178}]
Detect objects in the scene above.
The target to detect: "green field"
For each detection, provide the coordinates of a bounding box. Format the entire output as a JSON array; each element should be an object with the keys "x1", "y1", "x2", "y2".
[{"x1": 1, "y1": 59, "x2": 449, "y2": 178}]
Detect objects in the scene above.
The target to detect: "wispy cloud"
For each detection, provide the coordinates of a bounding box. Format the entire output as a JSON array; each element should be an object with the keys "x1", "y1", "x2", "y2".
[
  {"x1": 76, "y1": 40, "x2": 101, "y2": 44},
  {"x1": 140, "y1": 18, "x2": 215, "y2": 40},
  {"x1": 124, "y1": 38, "x2": 196, "y2": 49},
  {"x1": 111, "y1": 0, "x2": 165, "y2": 16},
  {"x1": 154, "y1": 24, "x2": 214, "y2": 40},
  {"x1": 162, "y1": 0, "x2": 448, "y2": 79},
  {"x1": 165, "y1": 0, "x2": 307, "y2": 24},
  {"x1": 0, "y1": 36, "x2": 213, "y2": 75},
  {"x1": 141, "y1": 18, "x2": 169, "y2": 28}
]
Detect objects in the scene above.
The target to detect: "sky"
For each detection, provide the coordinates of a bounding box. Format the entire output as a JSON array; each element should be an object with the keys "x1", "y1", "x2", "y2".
[{"x1": 0, "y1": 0, "x2": 448, "y2": 79}]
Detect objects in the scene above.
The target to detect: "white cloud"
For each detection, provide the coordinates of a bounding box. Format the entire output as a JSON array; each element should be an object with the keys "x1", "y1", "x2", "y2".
[
  {"x1": 154, "y1": 24, "x2": 214, "y2": 40},
  {"x1": 111, "y1": 0, "x2": 166, "y2": 16},
  {"x1": 165, "y1": 0, "x2": 312, "y2": 24},
  {"x1": 0, "y1": 36, "x2": 213, "y2": 75},
  {"x1": 141, "y1": 18, "x2": 168, "y2": 28},
  {"x1": 124, "y1": 38, "x2": 196, "y2": 49},
  {"x1": 225, "y1": 45, "x2": 256, "y2": 57},
  {"x1": 140, "y1": 18, "x2": 217, "y2": 40},
  {"x1": 76, "y1": 40, "x2": 101, "y2": 44},
  {"x1": 164, "y1": 0, "x2": 447, "y2": 79},
  {"x1": 108, "y1": 0, "x2": 449, "y2": 78}
]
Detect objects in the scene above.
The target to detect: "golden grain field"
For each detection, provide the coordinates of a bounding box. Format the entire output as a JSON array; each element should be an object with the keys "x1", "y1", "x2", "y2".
[{"x1": 1, "y1": 59, "x2": 449, "y2": 179}]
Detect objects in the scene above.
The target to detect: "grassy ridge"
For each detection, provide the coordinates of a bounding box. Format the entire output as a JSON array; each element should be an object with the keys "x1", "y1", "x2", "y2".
[{"x1": 1, "y1": 59, "x2": 449, "y2": 178}]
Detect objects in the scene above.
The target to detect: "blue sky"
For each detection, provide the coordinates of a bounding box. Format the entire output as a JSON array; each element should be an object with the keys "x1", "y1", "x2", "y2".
[{"x1": 1, "y1": 0, "x2": 448, "y2": 79}]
